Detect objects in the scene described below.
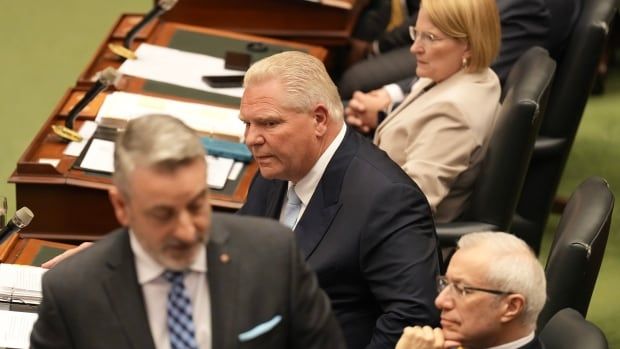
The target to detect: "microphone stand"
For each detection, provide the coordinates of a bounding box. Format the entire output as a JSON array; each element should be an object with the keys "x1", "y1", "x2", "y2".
[
  {"x1": 123, "y1": 0, "x2": 178, "y2": 49},
  {"x1": 65, "y1": 67, "x2": 120, "y2": 130}
]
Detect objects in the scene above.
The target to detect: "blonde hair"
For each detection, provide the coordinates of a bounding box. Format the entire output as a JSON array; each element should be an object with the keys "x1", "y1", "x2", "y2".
[
  {"x1": 243, "y1": 51, "x2": 343, "y2": 120},
  {"x1": 422, "y1": 0, "x2": 500, "y2": 72}
]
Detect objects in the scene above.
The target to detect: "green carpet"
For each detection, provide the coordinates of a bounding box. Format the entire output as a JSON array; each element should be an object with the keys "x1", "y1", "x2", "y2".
[
  {"x1": 538, "y1": 64, "x2": 620, "y2": 345},
  {"x1": 1, "y1": 1, "x2": 619, "y2": 346}
]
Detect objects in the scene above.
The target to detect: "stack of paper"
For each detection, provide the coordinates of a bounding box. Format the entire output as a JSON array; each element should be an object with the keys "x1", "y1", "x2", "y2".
[
  {"x1": 0, "y1": 264, "x2": 47, "y2": 306},
  {"x1": 96, "y1": 91, "x2": 245, "y2": 142}
]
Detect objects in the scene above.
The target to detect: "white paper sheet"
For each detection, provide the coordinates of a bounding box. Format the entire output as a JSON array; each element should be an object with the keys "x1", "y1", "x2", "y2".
[
  {"x1": 119, "y1": 44, "x2": 244, "y2": 98},
  {"x1": 79, "y1": 139, "x2": 115, "y2": 173},
  {"x1": 0, "y1": 310, "x2": 38, "y2": 349},
  {"x1": 207, "y1": 156, "x2": 234, "y2": 190},
  {"x1": 228, "y1": 162, "x2": 244, "y2": 181},
  {"x1": 76, "y1": 142, "x2": 235, "y2": 190},
  {"x1": 63, "y1": 120, "x2": 99, "y2": 157},
  {"x1": 96, "y1": 91, "x2": 245, "y2": 141}
]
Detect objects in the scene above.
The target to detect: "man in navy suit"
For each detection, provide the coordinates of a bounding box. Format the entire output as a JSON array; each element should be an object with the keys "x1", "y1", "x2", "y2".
[
  {"x1": 238, "y1": 51, "x2": 440, "y2": 349},
  {"x1": 396, "y1": 232, "x2": 547, "y2": 349}
]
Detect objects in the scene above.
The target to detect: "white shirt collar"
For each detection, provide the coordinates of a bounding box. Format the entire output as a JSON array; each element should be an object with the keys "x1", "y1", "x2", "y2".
[
  {"x1": 290, "y1": 123, "x2": 347, "y2": 207},
  {"x1": 487, "y1": 332, "x2": 535, "y2": 349},
  {"x1": 129, "y1": 229, "x2": 207, "y2": 285}
]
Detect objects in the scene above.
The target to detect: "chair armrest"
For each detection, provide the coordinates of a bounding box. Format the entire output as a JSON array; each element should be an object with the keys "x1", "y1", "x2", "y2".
[{"x1": 436, "y1": 222, "x2": 501, "y2": 247}]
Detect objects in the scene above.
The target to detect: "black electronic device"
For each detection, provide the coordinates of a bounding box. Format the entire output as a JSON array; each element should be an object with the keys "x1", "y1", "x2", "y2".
[
  {"x1": 224, "y1": 51, "x2": 252, "y2": 71},
  {"x1": 202, "y1": 75, "x2": 244, "y2": 88}
]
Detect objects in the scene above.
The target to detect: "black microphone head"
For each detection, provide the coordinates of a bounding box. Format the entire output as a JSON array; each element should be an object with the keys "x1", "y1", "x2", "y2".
[
  {"x1": 159, "y1": 0, "x2": 178, "y2": 11},
  {"x1": 14, "y1": 207, "x2": 34, "y2": 228}
]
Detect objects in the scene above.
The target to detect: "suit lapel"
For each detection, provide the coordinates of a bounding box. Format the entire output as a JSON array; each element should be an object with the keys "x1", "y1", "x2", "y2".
[
  {"x1": 264, "y1": 181, "x2": 288, "y2": 219},
  {"x1": 207, "y1": 222, "x2": 239, "y2": 349},
  {"x1": 376, "y1": 71, "x2": 477, "y2": 137},
  {"x1": 102, "y1": 231, "x2": 156, "y2": 349},
  {"x1": 294, "y1": 129, "x2": 358, "y2": 259},
  {"x1": 378, "y1": 78, "x2": 434, "y2": 133}
]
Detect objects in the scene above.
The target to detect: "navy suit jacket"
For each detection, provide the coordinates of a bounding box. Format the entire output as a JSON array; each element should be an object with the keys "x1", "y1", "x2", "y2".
[
  {"x1": 30, "y1": 214, "x2": 345, "y2": 349},
  {"x1": 239, "y1": 128, "x2": 440, "y2": 349}
]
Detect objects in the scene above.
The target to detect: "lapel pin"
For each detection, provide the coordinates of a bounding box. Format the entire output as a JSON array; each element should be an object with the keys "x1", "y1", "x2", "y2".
[{"x1": 220, "y1": 253, "x2": 230, "y2": 264}]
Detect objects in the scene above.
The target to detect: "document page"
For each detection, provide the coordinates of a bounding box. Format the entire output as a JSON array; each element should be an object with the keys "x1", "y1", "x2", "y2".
[
  {"x1": 96, "y1": 91, "x2": 245, "y2": 141},
  {"x1": 77, "y1": 142, "x2": 236, "y2": 190},
  {"x1": 79, "y1": 139, "x2": 115, "y2": 174},
  {"x1": 119, "y1": 44, "x2": 244, "y2": 98},
  {"x1": 0, "y1": 310, "x2": 38, "y2": 349},
  {"x1": 0, "y1": 264, "x2": 47, "y2": 305},
  {"x1": 206, "y1": 156, "x2": 234, "y2": 190}
]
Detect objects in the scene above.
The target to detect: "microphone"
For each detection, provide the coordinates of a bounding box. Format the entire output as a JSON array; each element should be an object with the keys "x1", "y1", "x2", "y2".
[
  {"x1": 65, "y1": 67, "x2": 120, "y2": 130},
  {"x1": 0, "y1": 207, "x2": 34, "y2": 245},
  {"x1": 123, "y1": 0, "x2": 178, "y2": 49}
]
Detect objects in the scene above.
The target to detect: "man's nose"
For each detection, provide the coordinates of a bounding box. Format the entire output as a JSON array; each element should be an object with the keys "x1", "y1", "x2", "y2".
[
  {"x1": 244, "y1": 124, "x2": 264, "y2": 146},
  {"x1": 174, "y1": 210, "x2": 197, "y2": 243},
  {"x1": 435, "y1": 286, "x2": 454, "y2": 310}
]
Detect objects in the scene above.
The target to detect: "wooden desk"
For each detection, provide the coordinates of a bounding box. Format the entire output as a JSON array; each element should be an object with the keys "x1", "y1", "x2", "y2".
[
  {"x1": 10, "y1": 23, "x2": 327, "y2": 242},
  {"x1": 160, "y1": 0, "x2": 369, "y2": 47},
  {"x1": 0, "y1": 234, "x2": 74, "y2": 266},
  {"x1": 78, "y1": 16, "x2": 327, "y2": 87},
  {"x1": 9, "y1": 87, "x2": 259, "y2": 241}
]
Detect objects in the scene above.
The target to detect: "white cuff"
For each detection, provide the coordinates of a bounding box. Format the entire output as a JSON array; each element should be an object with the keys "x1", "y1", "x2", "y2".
[{"x1": 383, "y1": 83, "x2": 405, "y2": 104}]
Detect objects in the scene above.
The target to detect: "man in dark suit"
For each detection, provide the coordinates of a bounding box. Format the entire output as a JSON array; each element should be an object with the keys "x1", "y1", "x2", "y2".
[
  {"x1": 238, "y1": 51, "x2": 440, "y2": 349},
  {"x1": 30, "y1": 114, "x2": 345, "y2": 349},
  {"x1": 396, "y1": 232, "x2": 547, "y2": 349}
]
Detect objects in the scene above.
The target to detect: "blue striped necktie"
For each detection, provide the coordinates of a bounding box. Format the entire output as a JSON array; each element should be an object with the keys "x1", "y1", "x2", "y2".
[
  {"x1": 282, "y1": 186, "x2": 302, "y2": 229},
  {"x1": 164, "y1": 270, "x2": 199, "y2": 349}
]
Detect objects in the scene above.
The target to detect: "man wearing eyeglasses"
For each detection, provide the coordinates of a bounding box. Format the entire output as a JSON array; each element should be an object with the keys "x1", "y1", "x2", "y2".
[{"x1": 396, "y1": 232, "x2": 547, "y2": 349}]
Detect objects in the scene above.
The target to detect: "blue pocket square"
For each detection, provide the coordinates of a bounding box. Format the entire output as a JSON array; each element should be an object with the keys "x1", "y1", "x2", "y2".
[{"x1": 238, "y1": 315, "x2": 282, "y2": 342}]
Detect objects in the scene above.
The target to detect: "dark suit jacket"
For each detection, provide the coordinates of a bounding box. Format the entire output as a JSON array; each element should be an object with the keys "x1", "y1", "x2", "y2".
[
  {"x1": 239, "y1": 128, "x2": 440, "y2": 349},
  {"x1": 30, "y1": 213, "x2": 345, "y2": 349}
]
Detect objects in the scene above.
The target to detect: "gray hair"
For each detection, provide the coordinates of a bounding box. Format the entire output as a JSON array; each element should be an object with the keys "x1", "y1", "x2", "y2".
[
  {"x1": 113, "y1": 114, "x2": 206, "y2": 195},
  {"x1": 243, "y1": 51, "x2": 343, "y2": 121},
  {"x1": 457, "y1": 232, "x2": 547, "y2": 329}
]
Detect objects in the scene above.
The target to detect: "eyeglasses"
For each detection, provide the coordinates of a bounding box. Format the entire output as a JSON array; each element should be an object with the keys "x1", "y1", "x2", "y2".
[
  {"x1": 437, "y1": 276, "x2": 512, "y2": 297},
  {"x1": 409, "y1": 26, "x2": 446, "y2": 46}
]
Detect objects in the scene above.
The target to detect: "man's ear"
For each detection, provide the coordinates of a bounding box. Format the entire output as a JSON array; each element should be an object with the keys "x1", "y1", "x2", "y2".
[
  {"x1": 109, "y1": 186, "x2": 130, "y2": 227},
  {"x1": 313, "y1": 104, "x2": 330, "y2": 137},
  {"x1": 500, "y1": 294, "x2": 526, "y2": 323}
]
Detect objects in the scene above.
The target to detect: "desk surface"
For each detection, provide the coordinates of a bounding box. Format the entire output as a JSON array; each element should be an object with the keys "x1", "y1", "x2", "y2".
[
  {"x1": 78, "y1": 16, "x2": 327, "y2": 90},
  {"x1": 9, "y1": 21, "x2": 326, "y2": 242},
  {"x1": 9, "y1": 87, "x2": 258, "y2": 241},
  {"x1": 0, "y1": 234, "x2": 74, "y2": 266}
]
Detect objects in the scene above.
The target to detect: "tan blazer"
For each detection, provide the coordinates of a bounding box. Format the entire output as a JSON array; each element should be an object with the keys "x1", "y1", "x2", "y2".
[{"x1": 374, "y1": 68, "x2": 501, "y2": 223}]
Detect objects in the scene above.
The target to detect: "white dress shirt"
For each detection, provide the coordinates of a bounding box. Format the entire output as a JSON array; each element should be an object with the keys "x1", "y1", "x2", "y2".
[
  {"x1": 279, "y1": 123, "x2": 347, "y2": 229},
  {"x1": 130, "y1": 231, "x2": 211, "y2": 349},
  {"x1": 487, "y1": 332, "x2": 536, "y2": 349}
]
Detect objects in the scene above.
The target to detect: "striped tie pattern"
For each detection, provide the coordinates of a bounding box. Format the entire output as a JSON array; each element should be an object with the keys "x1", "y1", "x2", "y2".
[
  {"x1": 282, "y1": 186, "x2": 302, "y2": 229},
  {"x1": 164, "y1": 271, "x2": 199, "y2": 349}
]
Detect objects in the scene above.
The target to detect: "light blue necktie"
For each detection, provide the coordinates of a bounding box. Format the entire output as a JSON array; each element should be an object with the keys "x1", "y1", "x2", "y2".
[
  {"x1": 282, "y1": 186, "x2": 302, "y2": 229},
  {"x1": 164, "y1": 271, "x2": 199, "y2": 349}
]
